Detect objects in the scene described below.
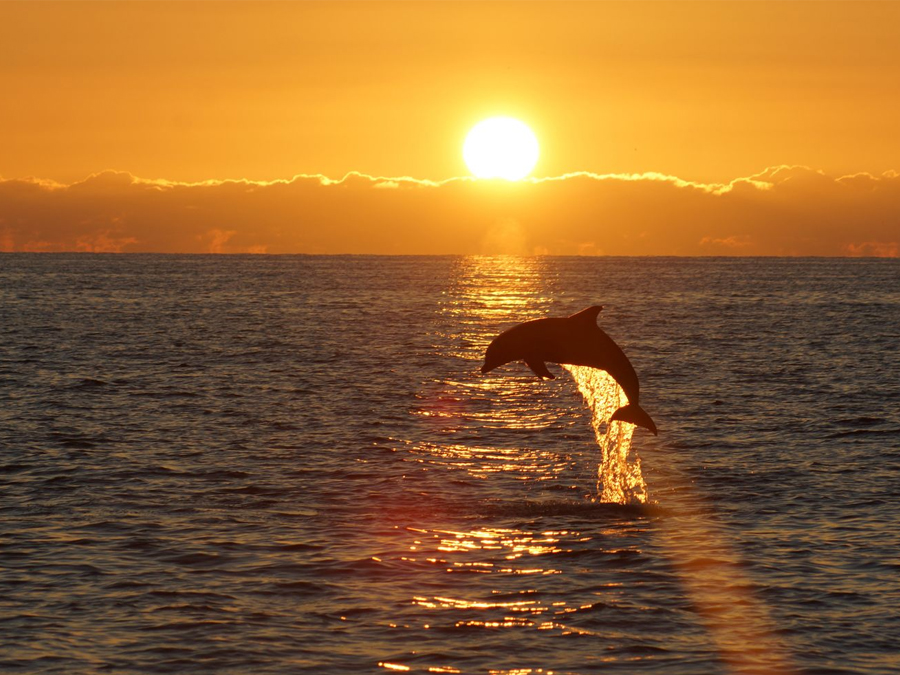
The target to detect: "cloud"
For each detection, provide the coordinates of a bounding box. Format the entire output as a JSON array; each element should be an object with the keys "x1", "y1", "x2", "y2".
[
  {"x1": 698, "y1": 235, "x2": 752, "y2": 250},
  {"x1": 0, "y1": 166, "x2": 898, "y2": 255},
  {"x1": 843, "y1": 241, "x2": 898, "y2": 258}
]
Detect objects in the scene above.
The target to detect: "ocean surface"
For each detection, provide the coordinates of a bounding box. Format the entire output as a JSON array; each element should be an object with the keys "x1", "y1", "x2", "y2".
[{"x1": 1, "y1": 254, "x2": 898, "y2": 675}]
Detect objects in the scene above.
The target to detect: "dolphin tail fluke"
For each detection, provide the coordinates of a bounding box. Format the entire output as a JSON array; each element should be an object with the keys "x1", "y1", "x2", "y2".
[{"x1": 610, "y1": 404, "x2": 658, "y2": 436}]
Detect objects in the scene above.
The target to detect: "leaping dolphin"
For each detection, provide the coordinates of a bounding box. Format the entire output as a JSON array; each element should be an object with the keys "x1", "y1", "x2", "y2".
[{"x1": 480, "y1": 306, "x2": 658, "y2": 435}]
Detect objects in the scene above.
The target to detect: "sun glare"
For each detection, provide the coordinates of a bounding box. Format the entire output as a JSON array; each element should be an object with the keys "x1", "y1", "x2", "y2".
[{"x1": 463, "y1": 117, "x2": 539, "y2": 181}]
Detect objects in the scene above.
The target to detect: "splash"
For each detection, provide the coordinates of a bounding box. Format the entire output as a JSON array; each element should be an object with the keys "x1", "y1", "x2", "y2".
[{"x1": 562, "y1": 365, "x2": 648, "y2": 505}]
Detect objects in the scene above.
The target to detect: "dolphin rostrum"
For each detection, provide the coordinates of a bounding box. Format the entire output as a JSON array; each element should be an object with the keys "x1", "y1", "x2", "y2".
[{"x1": 480, "y1": 305, "x2": 658, "y2": 435}]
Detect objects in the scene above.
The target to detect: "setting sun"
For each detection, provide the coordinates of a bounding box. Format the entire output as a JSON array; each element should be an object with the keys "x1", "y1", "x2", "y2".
[{"x1": 463, "y1": 117, "x2": 539, "y2": 181}]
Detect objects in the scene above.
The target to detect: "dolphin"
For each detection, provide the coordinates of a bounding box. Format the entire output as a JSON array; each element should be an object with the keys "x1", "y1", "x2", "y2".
[{"x1": 480, "y1": 305, "x2": 658, "y2": 435}]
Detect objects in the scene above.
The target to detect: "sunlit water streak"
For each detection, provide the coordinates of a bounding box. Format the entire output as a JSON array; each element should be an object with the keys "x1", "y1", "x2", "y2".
[{"x1": 562, "y1": 366, "x2": 648, "y2": 505}]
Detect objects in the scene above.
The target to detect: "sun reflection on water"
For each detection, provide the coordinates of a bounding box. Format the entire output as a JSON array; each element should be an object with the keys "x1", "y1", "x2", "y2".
[
  {"x1": 412, "y1": 255, "x2": 648, "y2": 503},
  {"x1": 407, "y1": 255, "x2": 582, "y2": 483},
  {"x1": 375, "y1": 255, "x2": 800, "y2": 673},
  {"x1": 439, "y1": 255, "x2": 555, "y2": 362},
  {"x1": 377, "y1": 256, "x2": 663, "y2": 672},
  {"x1": 392, "y1": 523, "x2": 630, "y2": 632}
]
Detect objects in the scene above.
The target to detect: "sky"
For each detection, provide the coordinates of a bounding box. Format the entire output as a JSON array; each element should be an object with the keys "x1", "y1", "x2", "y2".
[{"x1": 1, "y1": 1, "x2": 898, "y2": 255}]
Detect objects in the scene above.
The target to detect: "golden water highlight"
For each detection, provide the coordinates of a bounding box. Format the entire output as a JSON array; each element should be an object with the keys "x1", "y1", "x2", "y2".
[{"x1": 562, "y1": 365, "x2": 648, "y2": 505}]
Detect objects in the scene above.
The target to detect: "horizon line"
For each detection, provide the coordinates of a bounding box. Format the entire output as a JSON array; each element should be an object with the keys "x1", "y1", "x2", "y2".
[{"x1": 2, "y1": 251, "x2": 897, "y2": 260}]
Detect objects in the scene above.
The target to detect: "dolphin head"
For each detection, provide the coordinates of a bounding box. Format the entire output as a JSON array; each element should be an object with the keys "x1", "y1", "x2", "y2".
[
  {"x1": 480, "y1": 343, "x2": 505, "y2": 373},
  {"x1": 480, "y1": 330, "x2": 520, "y2": 374}
]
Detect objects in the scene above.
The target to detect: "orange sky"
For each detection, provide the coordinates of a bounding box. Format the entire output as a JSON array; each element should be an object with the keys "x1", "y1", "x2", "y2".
[{"x1": 1, "y1": 1, "x2": 899, "y2": 255}]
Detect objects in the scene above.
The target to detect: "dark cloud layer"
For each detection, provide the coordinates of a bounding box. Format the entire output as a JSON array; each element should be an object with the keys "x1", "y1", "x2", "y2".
[{"x1": 1, "y1": 166, "x2": 897, "y2": 255}]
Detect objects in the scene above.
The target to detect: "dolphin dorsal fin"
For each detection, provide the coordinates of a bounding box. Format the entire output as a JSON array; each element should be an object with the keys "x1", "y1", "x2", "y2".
[{"x1": 569, "y1": 305, "x2": 603, "y2": 326}]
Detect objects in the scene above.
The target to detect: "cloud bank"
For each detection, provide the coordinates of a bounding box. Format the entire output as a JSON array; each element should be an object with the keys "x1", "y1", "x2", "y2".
[{"x1": 1, "y1": 166, "x2": 897, "y2": 256}]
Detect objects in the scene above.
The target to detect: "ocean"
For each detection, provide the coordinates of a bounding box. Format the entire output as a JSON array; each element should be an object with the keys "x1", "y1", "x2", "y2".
[{"x1": 1, "y1": 254, "x2": 898, "y2": 674}]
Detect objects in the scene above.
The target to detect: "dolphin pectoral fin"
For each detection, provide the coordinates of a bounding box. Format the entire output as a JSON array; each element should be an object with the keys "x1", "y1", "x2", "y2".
[
  {"x1": 525, "y1": 359, "x2": 556, "y2": 380},
  {"x1": 611, "y1": 404, "x2": 658, "y2": 435}
]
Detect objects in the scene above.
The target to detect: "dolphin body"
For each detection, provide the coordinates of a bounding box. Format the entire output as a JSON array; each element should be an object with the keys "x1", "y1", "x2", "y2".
[{"x1": 480, "y1": 305, "x2": 658, "y2": 435}]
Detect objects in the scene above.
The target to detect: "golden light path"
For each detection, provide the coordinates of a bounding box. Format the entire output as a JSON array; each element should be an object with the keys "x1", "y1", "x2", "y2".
[{"x1": 380, "y1": 256, "x2": 796, "y2": 674}]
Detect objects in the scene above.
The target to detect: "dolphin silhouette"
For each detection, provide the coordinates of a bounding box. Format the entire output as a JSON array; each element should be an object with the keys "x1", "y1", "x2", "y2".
[{"x1": 480, "y1": 305, "x2": 658, "y2": 435}]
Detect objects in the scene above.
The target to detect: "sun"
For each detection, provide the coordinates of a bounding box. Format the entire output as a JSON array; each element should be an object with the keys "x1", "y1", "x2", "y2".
[{"x1": 463, "y1": 117, "x2": 539, "y2": 181}]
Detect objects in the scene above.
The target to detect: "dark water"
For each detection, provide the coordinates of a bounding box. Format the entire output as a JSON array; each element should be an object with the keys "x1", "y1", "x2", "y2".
[{"x1": 1, "y1": 254, "x2": 898, "y2": 674}]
